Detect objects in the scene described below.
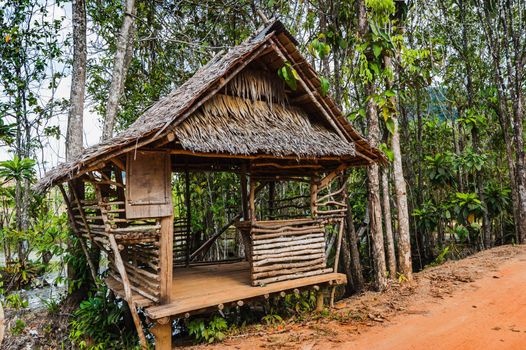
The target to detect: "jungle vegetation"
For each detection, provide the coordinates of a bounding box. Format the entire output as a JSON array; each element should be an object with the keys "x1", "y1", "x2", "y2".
[{"x1": 1, "y1": 0, "x2": 525, "y2": 348}]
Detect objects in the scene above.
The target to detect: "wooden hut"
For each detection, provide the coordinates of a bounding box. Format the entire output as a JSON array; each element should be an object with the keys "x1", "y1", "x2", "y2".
[{"x1": 36, "y1": 20, "x2": 384, "y2": 349}]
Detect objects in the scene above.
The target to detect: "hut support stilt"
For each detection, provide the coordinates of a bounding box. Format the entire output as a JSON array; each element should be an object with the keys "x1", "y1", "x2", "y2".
[
  {"x1": 315, "y1": 288, "x2": 324, "y2": 312},
  {"x1": 154, "y1": 215, "x2": 174, "y2": 349},
  {"x1": 151, "y1": 319, "x2": 172, "y2": 350}
]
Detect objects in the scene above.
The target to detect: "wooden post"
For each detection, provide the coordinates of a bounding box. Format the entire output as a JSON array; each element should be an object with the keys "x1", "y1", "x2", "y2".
[
  {"x1": 249, "y1": 177, "x2": 256, "y2": 222},
  {"x1": 268, "y1": 181, "x2": 275, "y2": 218},
  {"x1": 310, "y1": 175, "x2": 318, "y2": 218},
  {"x1": 185, "y1": 167, "x2": 191, "y2": 267},
  {"x1": 151, "y1": 318, "x2": 172, "y2": 350},
  {"x1": 153, "y1": 215, "x2": 174, "y2": 350},
  {"x1": 315, "y1": 289, "x2": 324, "y2": 312},
  {"x1": 240, "y1": 163, "x2": 249, "y2": 220},
  {"x1": 159, "y1": 215, "x2": 174, "y2": 303}
]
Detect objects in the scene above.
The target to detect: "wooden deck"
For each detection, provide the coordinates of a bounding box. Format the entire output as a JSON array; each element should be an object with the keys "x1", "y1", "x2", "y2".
[{"x1": 145, "y1": 262, "x2": 346, "y2": 319}]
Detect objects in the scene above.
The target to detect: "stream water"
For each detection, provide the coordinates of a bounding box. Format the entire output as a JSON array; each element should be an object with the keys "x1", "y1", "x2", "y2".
[{"x1": 1, "y1": 251, "x2": 66, "y2": 310}]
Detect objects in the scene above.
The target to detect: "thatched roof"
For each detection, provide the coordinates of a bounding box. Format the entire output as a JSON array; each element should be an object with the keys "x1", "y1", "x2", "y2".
[
  {"x1": 36, "y1": 20, "x2": 384, "y2": 193},
  {"x1": 177, "y1": 93, "x2": 355, "y2": 156}
]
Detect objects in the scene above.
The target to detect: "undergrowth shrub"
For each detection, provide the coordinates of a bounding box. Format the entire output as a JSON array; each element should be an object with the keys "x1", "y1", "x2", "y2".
[
  {"x1": 183, "y1": 291, "x2": 317, "y2": 344},
  {"x1": 69, "y1": 286, "x2": 140, "y2": 350},
  {"x1": 187, "y1": 315, "x2": 228, "y2": 343}
]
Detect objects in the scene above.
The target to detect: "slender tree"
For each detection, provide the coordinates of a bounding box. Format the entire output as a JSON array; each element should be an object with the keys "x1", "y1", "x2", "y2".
[
  {"x1": 101, "y1": 0, "x2": 136, "y2": 140},
  {"x1": 357, "y1": 0, "x2": 388, "y2": 291},
  {"x1": 66, "y1": 0, "x2": 87, "y2": 160},
  {"x1": 381, "y1": 167, "x2": 397, "y2": 278}
]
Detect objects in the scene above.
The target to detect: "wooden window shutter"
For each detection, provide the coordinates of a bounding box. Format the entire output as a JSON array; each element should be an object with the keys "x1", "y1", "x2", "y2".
[{"x1": 125, "y1": 151, "x2": 172, "y2": 219}]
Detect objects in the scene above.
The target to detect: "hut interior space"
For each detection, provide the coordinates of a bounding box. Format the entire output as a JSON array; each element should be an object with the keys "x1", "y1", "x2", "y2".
[{"x1": 37, "y1": 20, "x2": 384, "y2": 349}]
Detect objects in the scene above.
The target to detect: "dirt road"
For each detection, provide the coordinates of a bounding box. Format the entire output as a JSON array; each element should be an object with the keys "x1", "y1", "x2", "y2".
[{"x1": 197, "y1": 245, "x2": 526, "y2": 350}]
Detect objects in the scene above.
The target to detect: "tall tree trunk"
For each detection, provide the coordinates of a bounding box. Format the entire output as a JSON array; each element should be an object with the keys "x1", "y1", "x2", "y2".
[
  {"x1": 357, "y1": 0, "x2": 387, "y2": 291},
  {"x1": 14, "y1": 56, "x2": 29, "y2": 269},
  {"x1": 476, "y1": 2, "x2": 524, "y2": 243},
  {"x1": 381, "y1": 167, "x2": 397, "y2": 278},
  {"x1": 66, "y1": 0, "x2": 86, "y2": 161},
  {"x1": 384, "y1": 54, "x2": 413, "y2": 280},
  {"x1": 500, "y1": 5, "x2": 526, "y2": 243},
  {"x1": 65, "y1": 0, "x2": 90, "y2": 306},
  {"x1": 101, "y1": 0, "x2": 136, "y2": 140}
]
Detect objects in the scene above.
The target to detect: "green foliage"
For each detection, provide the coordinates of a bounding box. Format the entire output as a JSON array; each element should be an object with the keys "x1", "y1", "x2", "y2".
[
  {"x1": 0, "y1": 156, "x2": 36, "y2": 183},
  {"x1": 69, "y1": 287, "x2": 139, "y2": 350},
  {"x1": 261, "y1": 313, "x2": 283, "y2": 326},
  {"x1": 277, "y1": 61, "x2": 300, "y2": 91},
  {"x1": 0, "y1": 117, "x2": 15, "y2": 144},
  {"x1": 320, "y1": 76, "x2": 330, "y2": 97},
  {"x1": 308, "y1": 35, "x2": 331, "y2": 59},
  {"x1": 425, "y1": 153, "x2": 455, "y2": 186},
  {"x1": 451, "y1": 192, "x2": 483, "y2": 224},
  {"x1": 11, "y1": 319, "x2": 26, "y2": 335},
  {"x1": 379, "y1": 143, "x2": 394, "y2": 161},
  {"x1": 412, "y1": 201, "x2": 440, "y2": 233},
  {"x1": 187, "y1": 315, "x2": 228, "y2": 343},
  {"x1": 366, "y1": 0, "x2": 396, "y2": 21},
  {"x1": 431, "y1": 246, "x2": 450, "y2": 266},
  {"x1": 484, "y1": 182, "x2": 511, "y2": 216},
  {"x1": 41, "y1": 296, "x2": 61, "y2": 315},
  {"x1": 4, "y1": 293, "x2": 28, "y2": 309}
]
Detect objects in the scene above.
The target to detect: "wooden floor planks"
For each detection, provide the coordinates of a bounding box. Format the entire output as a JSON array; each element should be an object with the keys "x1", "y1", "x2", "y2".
[{"x1": 145, "y1": 262, "x2": 346, "y2": 319}]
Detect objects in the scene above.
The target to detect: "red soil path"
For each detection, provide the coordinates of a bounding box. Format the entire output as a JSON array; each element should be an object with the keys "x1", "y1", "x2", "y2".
[
  {"x1": 344, "y1": 250, "x2": 526, "y2": 350},
  {"x1": 196, "y1": 245, "x2": 526, "y2": 350}
]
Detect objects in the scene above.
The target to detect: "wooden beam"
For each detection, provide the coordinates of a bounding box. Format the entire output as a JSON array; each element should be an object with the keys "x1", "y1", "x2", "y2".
[
  {"x1": 317, "y1": 163, "x2": 349, "y2": 190},
  {"x1": 111, "y1": 157, "x2": 125, "y2": 172},
  {"x1": 310, "y1": 176, "x2": 318, "y2": 218},
  {"x1": 145, "y1": 272, "x2": 347, "y2": 319},
  {"x1": 316, "y1": 289, "x2": 324, "y2": 312},
  {"x1": 153, "y1": 148, "x2": 347, "y2": 161}
]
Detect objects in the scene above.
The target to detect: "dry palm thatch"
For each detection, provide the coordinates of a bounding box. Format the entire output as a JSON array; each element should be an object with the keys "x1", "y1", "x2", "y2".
[
  {"x1": 177, "y1": 93, "x2": 354, "y2": 157},
  {"x1": 225, "y1": 68, "x2": 287, "y2": 105}
]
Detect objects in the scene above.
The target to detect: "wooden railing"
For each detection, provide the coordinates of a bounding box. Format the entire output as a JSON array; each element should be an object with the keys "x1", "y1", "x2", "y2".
[{"x1": 238, "y1": 219, "x2": 332, "y2": 286}]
